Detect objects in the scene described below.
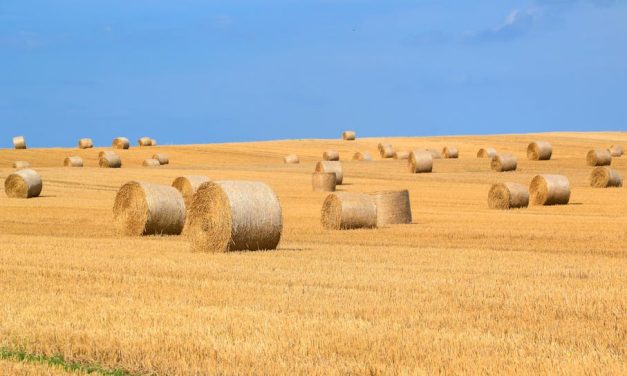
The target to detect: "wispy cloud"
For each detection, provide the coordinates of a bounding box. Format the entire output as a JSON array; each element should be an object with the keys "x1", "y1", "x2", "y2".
[{"x1": 464, "y1": 7, "x2": 543, "y2": 43}]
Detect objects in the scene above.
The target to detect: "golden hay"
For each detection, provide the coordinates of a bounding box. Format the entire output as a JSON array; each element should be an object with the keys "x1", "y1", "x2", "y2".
[
  {"x1": 408, "y1": 150, "x2": 433, "y2": 173},
  {"x1": 393, "y1": 151, "x2": 410, "y2": 160},
  {"x1": 586, "y1": 149, "x2": 612, "y2": 166},
  {"x1": 283, "y1": 154, "x2": 300, "y2": 164},
  {"x1": 590, "y1": 167, "x2": 623, "y2": 188},
  {"x1": 527, "y1": 141, "x2": 552, "y2": 160},
  {"x1": 4, "y1": 168, "x2": 42, "y2": 198},
  {"x1": 172, "y1": 175, "x2": 211, "y2": 207},
  {"x1": 352, "y1": 152, "x2": 373, "y2": 161},
  {"x1": 442, "y1": 146, "x2": 459, "y2": 159},
  {"x1": 321, "y1": 192, "x2": 377, "y2": 230},
  {"x1": 342, "y1": 131, "x2": 356, "y2": 140},
  {"x1": 12, "y1": 161, "x2": 30, "y2": 169},
  {"x1": 323, "y1": 150, "x2": 340, "y2": 161},
  {"x1": 63, "y1": 156, "x2": 83, "y2": 167},
  {"x1": 378, "y1": 143, "x2": 395, "y2": 158},
  {"x1": 112, "y1": 137, "x2": 130, "y2": 149},
  {"x1": 371, "y1": 190, "x2": 412, "y2": 226},
  {"x1": 427, "y1": 149, "x2": 441, "y2": 159},
  {"x1": 315, "y1": 161, "x2": 343, "y2": 185},
  {"x1": 491, "y1": 154, "x2": 518, "y2": 172},
  {"x1": 143, "y1": 159, "x2": 161, "y2": 167},
  {"x1": 78, "y1": 138, "x2": 94, "y2": 149},
  {"x1": 99, "y1": 153, "x2": 122, "y2": 168},
  {"x1": 113, "y1": 181, "x2": 186, "y2": 236},
  {"x1": 12, "y1": 136, "x2": 27, "y2": 149},
  {"x1": 153, "y1": 153, "x2": 169, "y2": 165},
  {"x1": 608, "y1": 145, "x2": 623, "y2": 157},
  {"x1": 477, "y1": 148, "x2": 497, "y2": 158},
  {"x1": 529, "y1": 174, "x2": 571, "y2": 206},
  {"x1": 188, "y1": 180, "x2": 282, "y2": 252},
  {"x1": 138, "y1": 137, "x2": 153, "y2": 147},
  {"x1": 312, "y1": 172, "x2": 336, "y2": 192},
  {"x1": 151, "y1": 139, "x2": 157, "y2": 146},
  {"x1": 488, "y1": 182, "x2": 529, "y2": 209},
  {"x1": 98, "y1": 150, "x2": 116, "y2": 159}
]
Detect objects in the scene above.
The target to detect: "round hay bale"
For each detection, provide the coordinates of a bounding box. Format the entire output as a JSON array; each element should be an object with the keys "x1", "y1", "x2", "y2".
[
  {"x1": 408, "y1": 150, "x2": 433, "y2": 173},
  {"x1": 378, "y1": 143, "x2": 391, "y2": 153},
  {"x1": 312, "y1": 172, "x2": 336, "y2": 192},
  {"x1": 529, "y1": 174, "x2": 571, "y2": 206},
  {"x1": 4, "y1": 169, "x2": 42, "y2": 198},
  {"x1": 488, "y1": 183, "x2": 529, "y2": 209},
  {"x1": 138, "y1": 137, "x2": 153, "y2": 147},
  {"x1": 112, "y1": 137, "x2": 130, "y2": 149},
  {"x1": 99, "y1": 153, "x2": 122, "y2": 168},
  {"x1": 321, "y1": 192, "x2": 377, "y2": 230},
  {"x1": 12, "y1": 161, "x2": 30, "y2": 169},
  {"x1": 78, "y1": 138, "x2": 94, "y2": 149},
  {"x1": 323, "y1": 150, "x2": 340, "y2": 161},
  {"x1": 12, "y1": 136, "x2": 27, "y2": 149},
  {"x1": 283, "y1": 154, "x2": 300, "y2": 164},
  {"x1": 477, "y1": 148, "x2": 497, "y2": 158},
  {"x1": 150, "y1": 139, "x2": 157, "y2": 146},
  {"x1": 590, "y1": 167, "x2": 623, "y2": 188},
  {"x1": 63, "y1": 156, "x2": 83, "y2": 167},
  {"x1": 143, "y1": 158, "x2": 161, "y2": 167},
  {"x1": 442, "y1": 146, "x2": 458, "y2": 159},
  {"x1": 608, "y1": 145, "x2": 623, "y2": 157},
  {"x1": 527, "y1": 141, "x2": 552, "y2": 160},
  {"x1": 152, "y1": 153, "x2": 169, "y2": 165},
  {"x1": 342, "y1": 131, "x2": 356, "y2": 140},
  {"x1": 113, "y1": 181, "x2": 186, "y2": 236},
  {"x1": 586, "y1": 149, "x2": 612, "y2": 166},
  {"x1": 394, "y1": 151, "x2": 410, "y2": 160},
  {"x1": 188, "y1": 180, "x2": 282, "y2": 252},
  {"x1": 380, "y1": 145, "x2": 395, "y2": 158},
  {"x1": 172, "y1": 175, "x2": 211, "y2": 207},
  {"x1": 372, "y1": 190, "x2": 412, "y2": 226},
  {"x1": 352, "y1": 152, "x2": 373, "y2": 161},
  {"x1": 315, "y1": 161, "x2": 343, "y2": 185},
  {"x1": 98, "y1": 150, "x2": 116, "y2": 159},
  {"x1": 491, "y1": 154, "x2": 518, "y2": 172}
]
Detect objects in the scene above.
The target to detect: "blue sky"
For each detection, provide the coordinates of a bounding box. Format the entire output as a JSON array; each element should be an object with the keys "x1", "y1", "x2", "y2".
[{"x1": 1, "y1": 0, "x2": 626, "y2": 147}]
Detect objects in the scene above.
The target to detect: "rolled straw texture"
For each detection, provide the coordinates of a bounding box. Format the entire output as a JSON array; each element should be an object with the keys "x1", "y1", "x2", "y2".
[
  {"x1": 4, "y1": 169, "x2": 42, "y2": 198},
  {"x1": 488, "y1": 183, "x2": 529, "y2": 209},
  {"x1": 342, "y1": 131, "x2": 356, "y2": 140},
  {"x1": 408, "y1": 150, "x2": 433, "y2": 173},
  {"x1": 312, "y1": 172, "x2": 336, "y2": 192},
  {"x1": 78, "y1": 138, "x2": 94, "y2": 149},
  {"x1": 112, "y1": 137, "x2": 130, "y2": 149},
  {"x1": 153, "y1": 153, "x2": 169, "y2": 165},
  {"x1": 477, "y1": 148, "x2": 497, "y2": 158},
  {"x1": 138, "y1": 137, "x2": 153, "y2": 147},
  {"x1": 283, "y1": 154, "x2": 300, "y2": 164},
  {"x1": 378, "y1": 143, "x2": 395, "y2": 158},
  {"x1": 99, "y1": 153, "x2": 122, "y2": 168},
  {"x1": 586, "y1": 149, "x2": 612, "y2": 166},
  {"x1": 12, "y1": 136, "x2": 27, "y2": 149},
  {"x1": 608, "y1": 145, "x2": 623, "y2": 157},
  {"x1": 315, "y1": 161, "x2": 343, "y2": 185},
  {"x1": 590, "y1": 167, "x2": 623, "y2": 188},
  {"x1": 98, "y1": 150, "x2": 116, "y2": 159},
  {"x1": 321, "y1": 192, "x2": 377, "y2": 230},
  {"x1": 394, "y1": 151, "x2": 410, "y2": 160},
  {"x1": 353, "y1": 152, "x2": 373, "y2": 161},
  {"x1": 172, "y1": 175, "x2": 211, "y2": 207},
  {"x1": 323, "y1": 150, "x2": 340, "y2": 161},
  {"x1": 143, "y1": 159, "x2": 161, "y2": 167},
  {"x1": 63, "y1": 156, "x2": 83, "y2": 167},
  {"x1": 527, "y1": 141, "x2": 552, "y2": 160},
  {"x1": 491, "y1": 154, "x2": 518, "y2": 172},
  {"x1": 150, "y1": 139, "x2": 157, "y2": 146},
  {"x1": 529, "y1": 174, "x2": 571, "y2": 206},
  {"x1": 442, "y1": 147, "x2": 458, "y2": 159},
  {"x1": 372, "y1": 190, "x2": 412, "y2": 226}
]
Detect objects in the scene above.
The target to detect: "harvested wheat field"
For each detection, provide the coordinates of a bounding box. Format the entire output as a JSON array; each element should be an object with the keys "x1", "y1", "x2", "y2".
[{"x1": 0, "y1": 132, "x2": 626, "y2": 375}]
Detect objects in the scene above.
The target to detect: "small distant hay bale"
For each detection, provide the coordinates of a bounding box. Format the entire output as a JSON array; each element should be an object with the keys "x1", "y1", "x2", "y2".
[
  {"x1": 353, "y1": 152, "x2": 373, "y2": 161},
  {"x1": 172, "y1": 175, "x2": 211, "y2": 207},
  {"x1": 63, "y1": 156, "x2": 83, "y2": 167},
  {"x1": 372, "y1": 190, "x2": 412, "y2": 226},
  {"x1": 13, "y1": 136, "x2": 27, "y2": 149},
  {"x1": 138, "y1": 137, "x2": 153, "y2": 147},
  {"x1": 488, "y1": 183, "x2": 529, "y2": 209},
  {"x1": 112, "y1": 137, "x2": 130, "y2": 149},
  {"x1": 4, "y1": 169, "x2": 42, "y2": 198},
  {"x1": 321, "y1": 192, "x2": 377, "y2": 230},
  {"x1": 98, "y1": 150, "x2": 116, "y2": 159},
  {"x1": 491, "y1": 154, "x2": 518, "y2": 172},
  {"x1": 529, "y1": 174, "x2": 570, "y2": 206},
  {"x1": 113, "y1": 181, "x2": 186, "y2": 236},
  {"x1": 342, "y1": 131, "x2": 356, "y2": 140},
  {"x1": 188, "y1": 180, "x2": 283, "y2": 252},
  {"x1": 608, "y1": 145, "x2": 623, "y2": 157},
  {"x1": 153, "y1": 153, "x2": 169, "y2": 165},
  {"x1": 477, "y1": 148, "x2": 497, "y2": 158},
  {"x1": 315, "y1": 161, "x2": 343, "y2": 185},
  {"x1": 323, "y1": 150, "x2": 340, "y2": 161},
  {"x1": 99, "y1": 153, "x2": 122, "y2": 168},
  {"x1": 143, "y1": 158, "x2": 161, "y2": 167},
  {"x1": 378, "y1": 143, "x2": 395, "y2": 158},
  {"x1": 408, "y1": 150, "x2": 433, "y2": 173},
  {"x1": 151, "y1": 139, "x2": 157, "y2": 146},
  {"x1": 586, "y1": 149, "x2": 612, "y2": 166},
  {"x1": 312, "y1": 172, "x2": 336, "y2": 192},
  {"x1": 78, "y1": 138, "x2": 94, "y2": 149},
  {"x1": 527, "y1": 141, "x2": 552, "y2": 160},
  {"x1": 12, "y1": 161, "x2": 30, "y2": 169},
  {"x1": 590, "y1": 167, "x2": 623, "y2": 188},
  {"x1": 283, "y1": 154, "x2": 300, "y2": 164},
  {"x1": 442, "y1": 146, "x2": 458, "y2": 159},
  {"x1": 394, "y1": 151, "x2": 410, "y2": 160}
]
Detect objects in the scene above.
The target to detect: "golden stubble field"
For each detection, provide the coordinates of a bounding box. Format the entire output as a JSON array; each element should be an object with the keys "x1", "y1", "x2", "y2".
[{"x1": 0, "y1": 132, "x2": 626, "y2": 375}]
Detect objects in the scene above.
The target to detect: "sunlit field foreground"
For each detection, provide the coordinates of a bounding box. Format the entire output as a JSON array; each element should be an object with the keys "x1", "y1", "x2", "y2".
[{"x1": 1, "y1": 132, "x2": 626, "y2": 375}]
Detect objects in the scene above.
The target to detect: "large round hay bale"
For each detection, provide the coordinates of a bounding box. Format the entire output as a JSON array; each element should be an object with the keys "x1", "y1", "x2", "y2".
[
  {"x1": 283, "y1": 154, "x2": 299, "y2": 164},
  {"x1": 527, "y1": 141, "x2": 552, "y2": 160},
  {"x1": 488, "y1": 183, "x2": 529, "y2": 209},
  {"x1": 12, "y1": 161, "x2": 30, "y2": 169},
  {"x1": 98, "y1": 150, "x2": 116, "y2": 159},
  {"x1": 491, "y1": 154, "x2": 518, "y2": 172},
  {"x1": 529, "y1": 174, "x2": 570, "y2": 206},
  {"x1": 586, "y1": 149, "x2": 612, "y2": 166},
  {"x1": 143, "y1": 158, "x2": 161, "y2": 167},
  {"x1": 99, "y1": 153, "x2": 121, "y2": 168},
  {"x1": 372, "y1": 190, "x2": 412, "y2": 226},
  {"x1": 4, "y1": 169, "x2": 42, "y2": 198},
  {"x1": 442, "y1": 146, "x2": 458, "y2": 159},
  {"x1": 608, "y1": 145, "x2": 623, "y2": 157},
  {"x1": 378, "y1": 143, "x2": 395, "y2": 158},
  {"x1": 323, "y1": 150, "x2": 340, "y2": 161},
  {"x1": 172, "y1": 175, "x2": 211, "y2": 207},
  {"x1": 112, "y1": 137, "x2": 130, "y2": 149},
  {"x1": 321, "y1": 192, "x2": 377, "y2": 230},
  {"x1": 138, "y1": 137, "x2": 152, "y2": 147},
  {"x1": 477, "y1": 148, "x2": 497, "y2": 158},
  {"x1": 12, "y1": 136, "x2": 27, "y2": 149},
  {"x1": 312, "y1": 172, "x2": 336, "y2": 192},
  {"x1": 78, "y1": 138, "x2": 93, "y2": 149},
  {"x1": 315, "y1": 161, "x2": 343, "y2": 185},
  {"x1": 113, "y1": 181, "x2": 186, "y2": 236},
  {"x1": 394, "y1": 151, "x2": 410, "y2": 160},
  {"x1": 353, "y1": 152, "x2": 373, "y2": 161},
  {"x1": 188, "y1": 181, "x2": 282, "y2": 252},
  {"x1": 63, "y1": 156, "x2": 83, "y2": 167},
  {"x1": 152, "y1": 153, "x2": 169, "y2": 165},
  {"x1": 342, "y1": 131, "x2": 356, "y2": 140},
  {"x1": 408, "y1": 150, "x2": 433, "y2": 173},
  {"x1": 590, "y1": 167, "x2": 623, "y2": 188},
  {"x1": 150, "y1": 139, "x2": 157, "y2": 146}
]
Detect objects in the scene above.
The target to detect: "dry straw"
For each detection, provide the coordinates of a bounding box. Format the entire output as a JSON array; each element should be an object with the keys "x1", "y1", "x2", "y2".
[
  {"x1": 12, "y1": 136, "x2": 27, "y2": 149},
  {"x1": 12, "y1": 161, "x2": 30, "y2": 169},
  {"x1": 372, "y1": 190, "x2": 412, "y2": 226},
  {"x1": 188, "y1": 180, "x2": 282, "y2": 252},
  {"x1": 153, "y1": 153, "x2": 169, "y2": 165},
  {"x1": 608, "y1": 145, "x2": 623, "y2": 157},
  {"x1": 172, "y1": 175, "x2": 211, "y2": 207},
  {"x1": 63, "y1": 156, "x2": 83, "y2": 167},
  {"x1": 143, "y1": 159, "x2": 161, "y2": 167},
  {"x1": 315, "y1": 161, "x2": 343, "y2": 185},
  {"x1": 378, "y1": 143, "x2": 395, "y2": 158},
  {"x1": 98, "y1": 150, "x2": 116, "y2": 159},
  {"x1": 491, "y1": 154, "x2": 518, "y2": 172},
  {"x1": 488, "y1": 183, "x2": 529, "y2": 209},
  {"x1": 529, "y1": 174, "x2": 570, "y2": 206},
  {"x1": 99, "y1": 153, "x2": 122, "y2": 168},
  {"x1": 394, "y1": 151, "x2": 410, "y2": 160},
  {"x1": 321, "y1": 192, "x2": 377, "y2": 230},
  {"x1": 312, "y1": 172, "x2": 336, "y2": 192},
  {"x1": 151, "y1": 139, "x2": 157, "y2": 146},
  {"x1": 113, "y1": 181, "x2": 186, "y2": 236},
  {"x1": 427, "y1": 149, "x2": 441, "y2": 159},
  {"x1": 408, "y1": 150, "x2": 433, "y2": 173},
  {"x1": 4, "y1": 169, "x2": 42, "y2": 198},
  {"x1": 323, "y1": 150, "x2": 340, "y2": 161},
  {"x1": 442, "y1": 146, "x2": 459, "y2": 159},
  {"x1": 353, "y1": 152, "x2": 373, "y2": 161},
  {"x1": 586, "y1": 149, "x2": 612, "y2": 166},
  {"x1": 283, "y1": 154, "x2": 300, "y2": 164},
  {"x1": 78, "y1": 138, "x2": 94, "y2": 149},
  {"x1": 138, "y1": 137, "x2": 153, "y2": 147},
  {"x1": 477, "y1": 148, "x2": 497, "y2": 158},
  {"x1": 112, "y1": 137, "x2": 130, "y2": 149},
  {"x1": 342, "y1": 131, "x2": 356, "y2": 140},
  {"x1": 527, "y1": 141, "x2": 552, "y2": 160},
  {"x1": 590, "y1": 167, "x2": 623, "y2": 188}
]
